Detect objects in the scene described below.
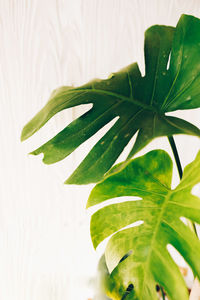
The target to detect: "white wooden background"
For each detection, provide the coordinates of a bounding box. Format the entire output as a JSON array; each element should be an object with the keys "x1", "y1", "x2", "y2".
[{"x1": 0, "y1": 1, "x2": 200, "y2": 299}]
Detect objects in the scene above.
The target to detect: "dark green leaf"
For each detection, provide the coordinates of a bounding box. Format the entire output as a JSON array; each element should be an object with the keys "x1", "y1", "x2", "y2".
[
  {"x1": 21, "y1": 14, "x2": 200, "y2": 184},
  {"x1": 88, "y1": 150, "x2": 200, "y2": 300}
]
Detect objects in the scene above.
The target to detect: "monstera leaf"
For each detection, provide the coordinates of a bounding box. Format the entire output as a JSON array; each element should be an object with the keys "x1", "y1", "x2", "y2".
[
  {"x1": 21, "y1": 14, "x2": 200, "y2": 184},
  {"x1": 96, "y1": 254, "x2": 136, "y2": 300},
  {"x1": 87, "y1": 150, "x2": 200, "y2": 300}
]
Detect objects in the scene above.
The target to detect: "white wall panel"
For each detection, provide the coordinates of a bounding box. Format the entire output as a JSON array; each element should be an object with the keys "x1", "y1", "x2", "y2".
[{"x1": 0, "y1": 1, "x2": 199, "y2": 299}]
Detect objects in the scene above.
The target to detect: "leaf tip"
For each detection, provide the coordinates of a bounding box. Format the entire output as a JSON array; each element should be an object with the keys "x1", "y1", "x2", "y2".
[
  {"x1": 64, "y1": 174, "x2": 79, "y2": 185},
  {"x1": 20, "y1": 133, "x2": 25, "y2": 142},
  {"x1": 85, "y1": 201, "x2": 90, "y2": 209},
  {"x1": 21, "y1": 127, "x2": 29, "y2": 142},
  {"x1": 64, "y1": 178, "x2": 72, "y2": 185},
  {"x1": 86, "y1": 196, "x2": 96, "y2": 208},
  {"x1": 28, "y1": 148, "x2": 42, "y2": 156},
  {"x1": 92, "y1": 237, "x2": 98, "y2": 250},
  {"x1": 28, "y1": 150, "x2": 36, "y2": 156}
]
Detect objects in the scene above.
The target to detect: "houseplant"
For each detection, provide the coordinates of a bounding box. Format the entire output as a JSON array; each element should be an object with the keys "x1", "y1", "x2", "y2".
[{"x1": 21, "y1": 14, "x2": 200, "y2": 299}]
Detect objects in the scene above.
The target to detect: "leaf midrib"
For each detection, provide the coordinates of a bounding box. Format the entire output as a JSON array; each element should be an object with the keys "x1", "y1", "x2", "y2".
[
  {"x1": 102, "y1": 186, "x2": 167, "y2": 197},
  {"x1": 163, "y1": 116, "x2": 200, "y2": 135},
  {"x1": 150, "y1": 40, "x2": 161, "y2": 106},
  {"x1": 78, "y1": 109, "x2": 145, "y2": 178},
  {"x1": 140, "y1": 191, "x2": 171, "y2": 298},
  {"x1": 160, "y1": 32, "x2": 185, "y2": 112},
  {"x1": 74, "y1": 88, "x2": 156, "y2": 112},
  {"x1": 45, "y1": 101, "x2": 122, "y2": 147}
]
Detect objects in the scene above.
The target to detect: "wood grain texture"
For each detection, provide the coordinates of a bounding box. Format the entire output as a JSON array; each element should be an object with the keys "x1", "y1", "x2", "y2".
[{"x1": 0, "y1": 0, "x2": 199, "y2": 299}]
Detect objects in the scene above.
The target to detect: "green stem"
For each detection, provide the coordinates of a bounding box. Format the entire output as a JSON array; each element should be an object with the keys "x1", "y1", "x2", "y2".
[
  {"x1": 161, "y1": 287, "x2": 165, "y2": 300},
  {"x1": 168, "y1": 136, "x2": 183, "y2": 179},
  {"x1": 168, "y1": 136, "x2": 197, "y2": 235}
]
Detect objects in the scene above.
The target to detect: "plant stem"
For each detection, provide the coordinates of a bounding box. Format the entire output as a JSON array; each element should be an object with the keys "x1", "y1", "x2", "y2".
[
  {"x1": 168, "y1": 136, "x2": 183, "y2": 179},
  {"x1": 160, "y1": 287, "x2": 165, "y2": 300},
  {"x1": 168, "y1": 136, "x2": 197, "y2": 235}
]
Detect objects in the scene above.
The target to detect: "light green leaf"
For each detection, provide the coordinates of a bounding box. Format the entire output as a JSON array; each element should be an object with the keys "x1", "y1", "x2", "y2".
[
  {"x1": 21, "y1": 14, "x2": 200, "y2": 184},
  {"x1": 95, "y1": 254, "x2": 137, "y2": 300},
  {"x1": 88, "y1": 150, "x2": 200, "y2": 300}
]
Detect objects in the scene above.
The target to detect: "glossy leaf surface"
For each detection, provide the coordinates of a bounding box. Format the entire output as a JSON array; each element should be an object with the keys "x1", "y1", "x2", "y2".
[
  {"x1": 88, "y1": 150, "x2": 200, "y2": 300},
  {"x1": 21, "y1": 14, "x2": 200, "y2": 184}
]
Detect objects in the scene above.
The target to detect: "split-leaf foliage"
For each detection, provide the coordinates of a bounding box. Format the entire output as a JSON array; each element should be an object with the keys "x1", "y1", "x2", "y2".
[
  {"x1": 21, "y1": 14, "x2": 200, "y2": 184},
  {"x1": 21, "y1": 14, "x2": 200, "y2": 300},
  {"x1": 88, "y1": 150, "x2": 200, "y2": 300}
]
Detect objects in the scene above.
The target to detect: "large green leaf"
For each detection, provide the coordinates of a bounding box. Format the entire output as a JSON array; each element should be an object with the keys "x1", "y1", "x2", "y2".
[
  {"x1": 87, "y1": 150, "x2": 200, "y2": 300},
  {"x1": 21, "y1": 14, "x2": 200, "y2": 184}
]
